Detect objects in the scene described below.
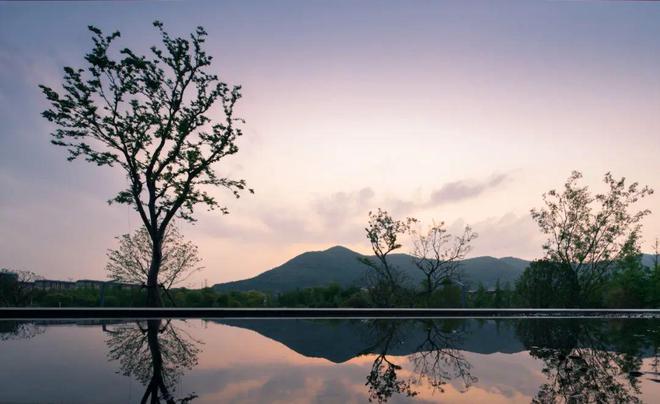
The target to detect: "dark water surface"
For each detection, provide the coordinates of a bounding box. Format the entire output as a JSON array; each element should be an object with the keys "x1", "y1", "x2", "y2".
[{"x1": 1, "y1": 318, "x2": 659, "y2": 403}]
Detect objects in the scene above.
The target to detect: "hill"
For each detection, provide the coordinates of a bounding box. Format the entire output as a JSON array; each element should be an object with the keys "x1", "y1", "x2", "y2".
[{"x1": 213, "y1": 245, "x2": 530, "y2": 293}]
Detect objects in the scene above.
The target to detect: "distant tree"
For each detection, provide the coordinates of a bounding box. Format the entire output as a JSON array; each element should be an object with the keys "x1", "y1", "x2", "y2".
[
  {"x1": 106, "y1": 224, "x2": 202, "y2": 294},
  {"x1": 471, "y1": 283, "x2": 491, "y2": 308},
  {"x1": 514, "y1": 260, "x2": 578, "y2": 308},
  {"x1": 605, "y1": 232, "x2": 649, "y2": 308},
  {"x1": 360, "y1": 209, "x2": 414, "y2": 307},
  {"x1": 0, "y1": 269, "x2": 41, "y2": 307},
  {"x1": 408, "y1": 221, "x2": 476, "y2": 305},
  {"x1": 530, "y1": 171, "x2": 653, "y2": 306},
  {"x1": 650, "y1": 239, "x2": 660, "y2": 308},
  {"x1": 40, "y1": 22, "x2": 252, "y2": 306}
]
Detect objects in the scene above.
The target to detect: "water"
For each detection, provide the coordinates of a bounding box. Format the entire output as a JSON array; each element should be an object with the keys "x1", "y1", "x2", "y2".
[{"x1": 0, "y1": 318, "x2": 659, "y2": 403}]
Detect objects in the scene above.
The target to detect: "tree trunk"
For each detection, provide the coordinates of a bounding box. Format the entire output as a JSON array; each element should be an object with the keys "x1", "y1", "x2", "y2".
[
  {"x1": 426, "y1": 274, "x2": 433, "y2": 306},
  {"x1": 146, "y1": 234, "x2": 163, "y2": 307}
]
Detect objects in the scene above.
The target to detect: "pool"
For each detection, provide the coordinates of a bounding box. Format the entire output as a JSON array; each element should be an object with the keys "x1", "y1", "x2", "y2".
[{"x1": 1, "y1": 318, "x2": 658, "y2": 403}]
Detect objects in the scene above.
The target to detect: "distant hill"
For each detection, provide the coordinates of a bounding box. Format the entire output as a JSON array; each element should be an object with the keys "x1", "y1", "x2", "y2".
[{"x1": 213, "y1": 245, "x2": 530, "y2": 293}]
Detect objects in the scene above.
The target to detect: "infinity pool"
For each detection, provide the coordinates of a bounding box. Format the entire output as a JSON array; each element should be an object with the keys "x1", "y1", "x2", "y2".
[{"x1": 1, "y1": 318, "x2": 659, "y2": 403}]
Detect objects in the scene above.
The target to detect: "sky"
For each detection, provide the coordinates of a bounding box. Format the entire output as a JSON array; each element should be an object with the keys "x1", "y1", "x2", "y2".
[{"x1": 1, "y1": 0, "x2": 659, "y2": 286}]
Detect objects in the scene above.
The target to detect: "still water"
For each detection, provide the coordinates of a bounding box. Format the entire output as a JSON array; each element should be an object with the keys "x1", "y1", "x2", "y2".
[{"x1": 0, "y1": 318, "x2": 659, "y2": 403}]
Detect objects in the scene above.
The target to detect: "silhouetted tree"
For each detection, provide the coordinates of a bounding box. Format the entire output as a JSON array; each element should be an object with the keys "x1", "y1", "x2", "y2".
[
  {"x1": 106, "y1": 224, "x2": 202, "y2": 294},
  {"x1": 360, "y1": 209, "x2": 414, "y2": 307},
  {"x1": 408, "y1": 221, "x2": 476, "y2": 305},
  {"x1": 530, "y1": 171, "x2": 653, "y2": 306},
  {"x1": 40, "y1": 22, "x2": 252, "y2": 306}
]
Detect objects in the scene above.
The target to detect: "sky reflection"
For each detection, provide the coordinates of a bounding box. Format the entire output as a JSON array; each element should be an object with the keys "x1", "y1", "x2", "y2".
[{"x1": 0, "y1": 318, "x2": 659, "y2": 403}]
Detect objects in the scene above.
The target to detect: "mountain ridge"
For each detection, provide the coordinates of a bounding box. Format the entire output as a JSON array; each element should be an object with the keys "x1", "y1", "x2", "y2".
[
  {"x1": 213, "y1": 245, "x2": 531, "y2": 293},
  {"x1": 214, "y1": 246, "x2": 658, "y2": 293}
]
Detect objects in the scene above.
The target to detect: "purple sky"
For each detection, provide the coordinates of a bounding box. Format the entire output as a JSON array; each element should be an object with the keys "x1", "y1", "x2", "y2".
[{"x1": 1, "y1": 1, "x2": 659, "y2": 285}]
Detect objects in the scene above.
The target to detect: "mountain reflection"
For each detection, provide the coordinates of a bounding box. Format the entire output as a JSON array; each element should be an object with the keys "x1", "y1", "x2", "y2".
[
  {"x1": 103, "y1": 319, "x2": 201, "y2": 403},
  {"x1": 3, "y1": 318, "x2": 657, "y2": 402},
  {"x1": 219, "y1": 317, "x2": 659, "y2": 403}
]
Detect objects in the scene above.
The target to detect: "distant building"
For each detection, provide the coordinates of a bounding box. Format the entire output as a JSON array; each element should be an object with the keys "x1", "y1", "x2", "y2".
[
  {"x1": 75, "y1": 280, "x2": 106, "y2": 289},
  {"x1": 33, "y1": 279, "x2": 76, "y2": 290},
  {"x1": 76, "y1": 280, "x2": 141, "y2": 290}
]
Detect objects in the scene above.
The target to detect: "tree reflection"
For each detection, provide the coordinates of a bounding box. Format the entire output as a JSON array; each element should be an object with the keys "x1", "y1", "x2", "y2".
[
  {"x1": 0, "y1": 321, "x2": 45, "y2": 341},
  {"x1": 517, "y1": 319, "x2": 644, "y2": 403},
  {"x1": 103, "y1": 319, "x2": 201, "y2": 403},
  {"x1": 408, "y1": 319, "x2": 477, "y2": 394},
  {"x1": 362, "y1": 321, "x2": 417, "y2": 402},
  {"x1": 361, "y1": 319, "x2": 475, "y2": 403}
]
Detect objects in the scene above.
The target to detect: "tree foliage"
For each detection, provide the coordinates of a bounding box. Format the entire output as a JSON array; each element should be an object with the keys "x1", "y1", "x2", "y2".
[
  {"x1": 408, "y1": 221, "x2": 476, "y2": 304},
  {"x1": 106, "y1": 223, "x2": 202, "y2": 290},
  {"x1": 40, "y1": 21, "x2": 252, "y2": 306},
  {"x1": 359, "y1": 209, "x2": 415, "y2": 306},
  {"x1": 530, "y1": 171, "x2": 653, "y2": 305}
]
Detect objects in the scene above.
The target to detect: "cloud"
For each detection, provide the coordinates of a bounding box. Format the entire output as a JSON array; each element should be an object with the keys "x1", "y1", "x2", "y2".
[
  {"x1": 312, "y1": 187, "x2": 374, "y2": 227},
  {"x1": 384, "y1": 173, "x2": 512, "y2": 215},
  {"x1": 428, "y1": 173, "x2": 509, "y2": 206},
  {"x1": 467, "y1": 213, "x2": 542, "y2": 259}
]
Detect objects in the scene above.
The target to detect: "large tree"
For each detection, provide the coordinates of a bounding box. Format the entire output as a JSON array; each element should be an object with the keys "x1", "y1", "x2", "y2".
[
  {"x1": 40, "y1": 22, "x2": 252, "y2": 306},
  {"x1": 530, "y1": 171, "x2": 652, "y2": 306},
  {"x1": 106, "y1": 224, "x2": 202, "y2": 293}
]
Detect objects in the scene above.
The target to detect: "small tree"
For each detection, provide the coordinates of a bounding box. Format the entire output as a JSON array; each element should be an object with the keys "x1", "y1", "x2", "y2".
[
  {"x1": 40, "y1": 22, "x2": 252, "y2": 306},
  {"x1": 106, "y1": 224, "x2": 202, "y2": 297},
  {"x1": 360, "y1": 209, "x2": 414, "y2": 307},
  {"x1": 530, "y1": 171, "x2": 653, "y2": 306},
  {"x1": 408, "y1": 221, "x2": 476, "y2": 305}
]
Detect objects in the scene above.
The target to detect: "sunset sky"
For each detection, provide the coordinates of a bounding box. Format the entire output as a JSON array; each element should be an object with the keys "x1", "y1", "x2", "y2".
[{"x1": 1, "y1": 1, "x2": 659, "y2": 286}]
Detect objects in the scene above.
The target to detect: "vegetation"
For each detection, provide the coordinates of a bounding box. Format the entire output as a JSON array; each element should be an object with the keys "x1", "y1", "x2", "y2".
[
  {"x1": 106, "y1": 224, "x2": 202, "y2": 302},
  {"x1": 359, "y1": 209, "x2": 414, "y2": 307},
  {"x1": 3, "y1": 257, "x2": 659, "y2": 308},
  {"x1": 408, "y1": 220, "x2": 476, "y2": 306},
  {"x1": 0, "y1": 269, "x2": 41, "y2": 306},
  {"x1": 530, "y1": 171, "x2": 653, "y2": 306},
  {"x1": 40, "y1": 21, "x2": 252, "y2": 306}
]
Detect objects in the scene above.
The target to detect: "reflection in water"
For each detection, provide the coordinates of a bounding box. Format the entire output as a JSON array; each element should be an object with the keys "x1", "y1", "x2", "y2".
[
  {"x1": 409, "y1": 320, "x2": 477, "y2": 393},
  {"x1": 103, "y1": 319, "x2": 201, "y2": 403},
  {"x1": 0, "y1": 317, "x2": 659, "y2": 403},
  {"x1": 360, "y1": 319, "x2": 476, "y2": 402},
  {"x1": 0, "y1": 321, "x2": 45, "y2": 341},
  {"x1": 361, "y1": 321, "x2": 417, "y2": 402},
  {"x1": 517, "y1": 319, "x2": 651, "y2": 404}
]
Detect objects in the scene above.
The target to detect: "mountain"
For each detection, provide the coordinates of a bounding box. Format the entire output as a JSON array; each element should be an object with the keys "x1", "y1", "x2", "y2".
[{"x1": 213, "y1": 245, "x2": 530, "y2": 293}]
